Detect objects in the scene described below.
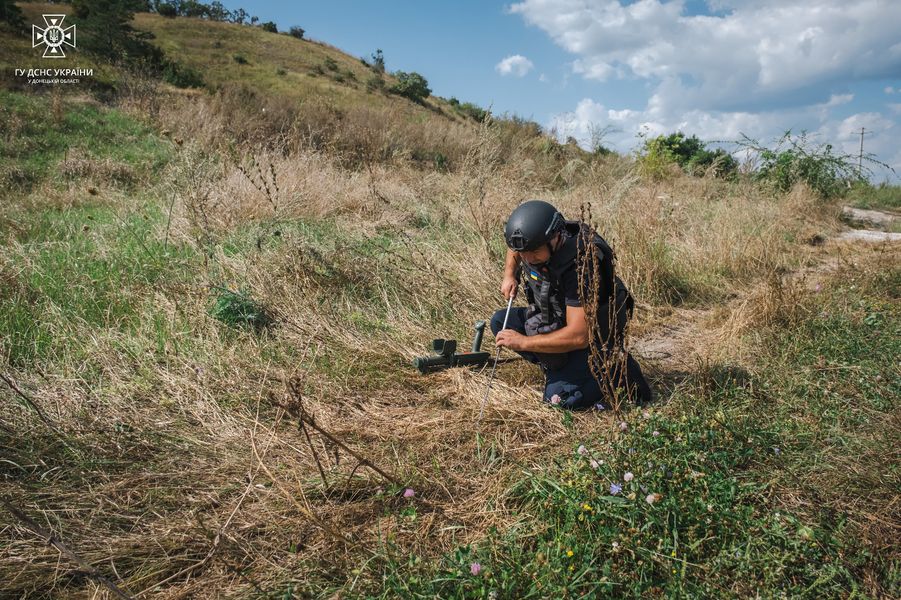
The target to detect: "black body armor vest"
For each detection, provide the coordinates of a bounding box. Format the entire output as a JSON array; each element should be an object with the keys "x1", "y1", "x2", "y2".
[{"x1": 522, "y1": 220, "x2": 625, "y2": 330}]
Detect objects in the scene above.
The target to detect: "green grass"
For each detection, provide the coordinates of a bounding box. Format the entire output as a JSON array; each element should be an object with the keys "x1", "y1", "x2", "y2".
[
  {"x1": 845, "y1": 182, "x2": 901, "y2": 212},
  {"x1": 1, "y1": 201, "x2": 197, "y2": 366},
  {"x1": 0, "y1": 91, "x2": 172, "y2": 190},
  {"x1": 352, "y1": 266, "x2": 900, "y2": 599}
]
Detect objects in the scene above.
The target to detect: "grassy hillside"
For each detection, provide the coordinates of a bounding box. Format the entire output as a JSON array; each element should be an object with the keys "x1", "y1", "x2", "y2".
[
  {"x1": 5, "y1": 3, "x2": 576, "y2": 176},
  {"x1": 1, "y1": 4, "x2": 899, "y2": 599}
]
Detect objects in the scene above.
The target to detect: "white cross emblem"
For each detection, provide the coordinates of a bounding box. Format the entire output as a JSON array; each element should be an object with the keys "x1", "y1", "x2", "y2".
[{"x1": 33, "y1": 14, "x2": 76, "y2": 59}]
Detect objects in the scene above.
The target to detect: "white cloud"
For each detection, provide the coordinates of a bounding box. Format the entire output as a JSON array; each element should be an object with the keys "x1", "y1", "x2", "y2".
[
  {"x1": 495, "y1": 54, "x2": 534, "y2": 77},
  {"x1": 510, "y1": 0, "x2": 901, "y2": 113},
  {"x1": 822, "y1": 94, "x2": 854, "y2": 108},
  {"x1": 513, "y1": 0, "x2": 901, "y2": 180},
  {"x1": 886, "y1": 86, "x2": 896, "y2": 94},
  {"x1": 889, "y1": 103, "x2": 901, "y2": 115}
]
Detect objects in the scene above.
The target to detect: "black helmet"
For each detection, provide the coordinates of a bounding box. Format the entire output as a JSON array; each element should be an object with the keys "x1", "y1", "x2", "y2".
[{"x1": 504, "y1": 200, "x2": 565, "y2": 252}]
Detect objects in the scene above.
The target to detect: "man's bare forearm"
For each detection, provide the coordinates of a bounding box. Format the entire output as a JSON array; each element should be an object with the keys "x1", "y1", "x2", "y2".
[
  {"x1": 504, "y1": 248, "x2": 521, "y2": 277},
  {"x1": 522, "y1": 325, "x2": 589, "y2": 353}
]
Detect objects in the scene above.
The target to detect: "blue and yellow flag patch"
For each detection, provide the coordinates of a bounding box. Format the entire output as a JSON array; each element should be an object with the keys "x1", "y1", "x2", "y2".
[{"x1": 529, "y1": 269, "x2": 540, "y2": 281}]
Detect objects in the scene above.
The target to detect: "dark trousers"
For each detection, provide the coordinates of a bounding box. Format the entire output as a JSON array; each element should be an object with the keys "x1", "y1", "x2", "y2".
[{"x1": 490, "y1": 306, "x2": 652, "y2": 410}]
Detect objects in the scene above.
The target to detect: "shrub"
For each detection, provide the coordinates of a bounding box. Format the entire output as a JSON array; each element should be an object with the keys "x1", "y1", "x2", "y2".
[
  {"x1": 389, "y1": 71, "x2": 431, "y2": 103},
  {"x1": 275, "y1": 67, "x2": 287, "y2": 77},
  {"x1": 639, "y1": 132, "x2": 737, "y2": 179},
  {"x1": 162, "y1": 61, "x2": 204, "y2": 88},
  {"x1": 742, "y1": 132, "x2": 869, "y2": 199},
  {"x1": 323, "y1": 57, "x2": 339, "y2": 71},
  {"x1": 288, "y1": 25, "x2": 304, "y2": 39},
  {"x1": 233, "y1": 54, "x2": 248, "y2": 64},
  {"x1": 157, "y1": 2, "x2": 177, "y2": 18},
  {"x1": 260, "y1": 21, "x2": 277, "y2": 33},
  {"x1": 458, "y1": 101, "x2": 488, "y2": 122}
]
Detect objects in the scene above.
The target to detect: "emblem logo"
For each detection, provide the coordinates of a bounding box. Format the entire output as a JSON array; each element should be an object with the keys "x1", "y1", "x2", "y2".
[{"x1": 33, "y1": 14, "x2": 76, "y2": 59}]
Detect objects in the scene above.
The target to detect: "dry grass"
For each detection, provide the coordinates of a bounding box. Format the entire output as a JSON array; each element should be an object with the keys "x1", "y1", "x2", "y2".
[{"x1": 3, "y1": 36, "x2": 876, "y2": 593}]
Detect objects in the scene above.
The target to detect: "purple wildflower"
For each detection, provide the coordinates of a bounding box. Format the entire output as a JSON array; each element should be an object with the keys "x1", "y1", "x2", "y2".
[
  {"x1": 624, "y1": 472, "x2": 634, "y2": 482},
  {"x1": 590, "y1": 459, "x2": 599, "y2": 469},
  {"x1": 577, "y1": 445, "x2": 587, "y2": 456},
  {"x1": 610, "y1": 483, "x2": 622, "y2": 495},
  {"x1": 470, "y1": 562, "x2": 482, "y2": 576},
  {"x1": 403, "y1": 488, "x2": 415, "y2": 498},
  {"x1": 550, "y1": 394, "x2": 561, "y2": 405},
  {"x1": 619, "y1": 421, "x2": 628, "y2": 432},
  {"x1": 652, "y1": 430, "x2": 660, "y2": 437}
]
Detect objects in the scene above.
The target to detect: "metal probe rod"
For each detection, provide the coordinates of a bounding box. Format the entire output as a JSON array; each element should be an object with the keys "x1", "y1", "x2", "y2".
[{"x1": 478, "y1": 293, "x2": 514, "y2": 422}]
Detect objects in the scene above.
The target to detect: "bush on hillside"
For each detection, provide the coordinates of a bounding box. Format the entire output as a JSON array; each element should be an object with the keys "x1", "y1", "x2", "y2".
[
  {"x1": 260, "y1": 21, "x2": 277, "y2": 33},
  {"x1": 389, "y1": 71, "x2": 431, "y2": 103},
  {"x1": 742, "y1": 132, "x2": 871, "y2": 200},
  {"x1": 162, "y1": 60, "x2": 204, "y2": 88},
  {"x1": 233, "y1": 54, "x2": 248, "y2": 64},
  {"x1": 157, "y1": 2, "x2": 177, "y2": 17},
  {"x1": 288, "y1": 25, "x2": 304, "y2": 39},
  {"x1": 639, "y1": 132, "x2": 737, "y2": 179},
  {"x1": 1, "y1": 0, "x2": 25, "y2": 28},
  {"x1": 458, "y1": 102, "x2": 488, "y2": 122}
]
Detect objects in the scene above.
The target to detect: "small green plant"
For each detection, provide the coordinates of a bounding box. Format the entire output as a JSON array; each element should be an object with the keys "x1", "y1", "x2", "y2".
[
  {"x1": 389, "y1": 71, "x2": 431, "y2": 103},
  {"x1": 208, "y1": 288, "x2": 273, "y2": 330},
  {"x1": 323, "y1": 57, "x2": 339, "y2": 71},
  {"x1": 275, "y1": 67, "x2": 287, "y2": 77},
  {"x1": 233, "y1": 54, "x2": 248, "y2": 65},
  {"x1": 260, "y1": 21, "x2": 277, "y2": 33}
]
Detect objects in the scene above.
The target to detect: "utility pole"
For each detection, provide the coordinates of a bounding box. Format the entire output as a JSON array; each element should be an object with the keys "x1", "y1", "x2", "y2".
[{"x1": 858, "y1": 127, "x2": 865, "y2": 178}]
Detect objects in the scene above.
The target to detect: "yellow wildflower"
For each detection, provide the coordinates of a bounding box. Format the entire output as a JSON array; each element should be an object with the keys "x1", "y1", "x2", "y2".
[{"x1": 566, "y1": 549, "x2": 574, "y2": 557}]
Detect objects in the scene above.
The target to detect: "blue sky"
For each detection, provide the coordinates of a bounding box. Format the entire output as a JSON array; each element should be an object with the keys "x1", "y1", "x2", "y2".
[{"x1": 223, "y1": 1, "x2": 901, "y2": 180}]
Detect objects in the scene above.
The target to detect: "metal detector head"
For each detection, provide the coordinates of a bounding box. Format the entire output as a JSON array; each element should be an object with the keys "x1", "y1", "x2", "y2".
[{"x1": 413, "y1": 323, "x2": 491, "y2": 374}]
